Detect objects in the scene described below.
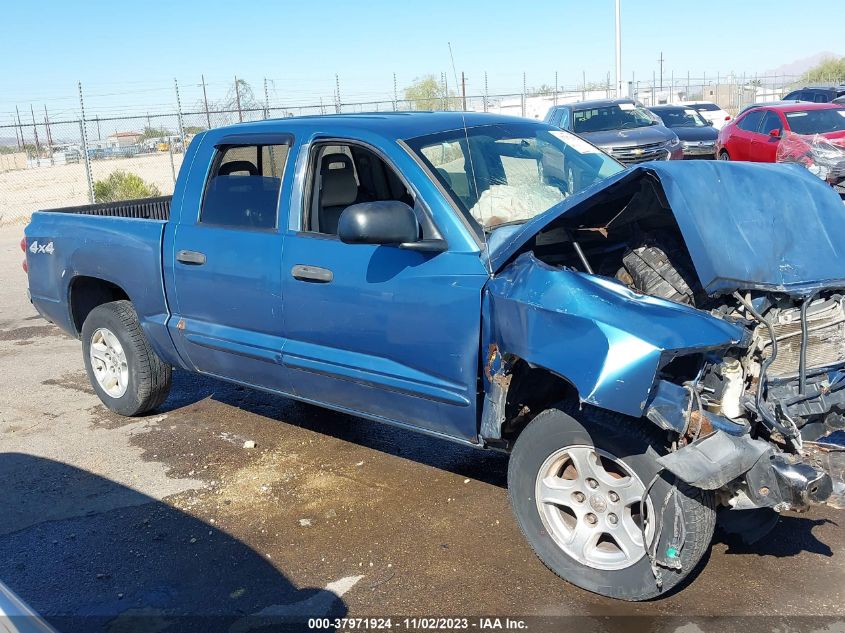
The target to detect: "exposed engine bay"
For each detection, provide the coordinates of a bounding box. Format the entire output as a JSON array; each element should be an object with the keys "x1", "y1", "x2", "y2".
[{"x1": 518, "y1": 169, "x2": 845, "y2": 512}]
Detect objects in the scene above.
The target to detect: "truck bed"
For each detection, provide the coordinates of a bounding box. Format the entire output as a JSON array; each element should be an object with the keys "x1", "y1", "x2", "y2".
[{"x1": 40, "y1": 195, "x2": 172, "y2": 220}]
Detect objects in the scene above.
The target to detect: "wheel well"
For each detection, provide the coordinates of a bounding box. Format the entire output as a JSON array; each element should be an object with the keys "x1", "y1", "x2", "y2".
[
  {"x1": 69, "y1": 276, "x2": 129, "y2": 335},
  {"x1": 498, "y1": 359, "x2": 579, "y2": 445}
]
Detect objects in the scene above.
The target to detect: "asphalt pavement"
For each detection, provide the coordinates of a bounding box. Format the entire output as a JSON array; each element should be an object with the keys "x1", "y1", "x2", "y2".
[{"x1": 0, "y1": 225, "x2": 843, "y2": 633}]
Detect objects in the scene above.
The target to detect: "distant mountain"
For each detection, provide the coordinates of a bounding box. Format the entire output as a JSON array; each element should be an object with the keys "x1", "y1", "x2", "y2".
[{"x1": 764, "y1": 51, "x2": 843, "y2": 77}]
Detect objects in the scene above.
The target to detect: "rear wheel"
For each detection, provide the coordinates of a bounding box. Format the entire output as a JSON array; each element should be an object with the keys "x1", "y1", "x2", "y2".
[
  {"x1": 718, "y1": 150, "x2": 730, "y2": 161},
  {"x1": 82, "y1": 300, "x2": 172, "y2": 416},
  {"x1": 508, "y1": 405, "x2": 716, "y2": 601}
]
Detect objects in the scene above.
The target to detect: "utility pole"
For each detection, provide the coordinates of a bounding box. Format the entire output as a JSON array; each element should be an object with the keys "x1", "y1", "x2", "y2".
[
  {"x1": 461, "y1": 71, "x2": 467, "y2": 110},
  {"x1": 77, "y1": 81, "x2": 95, "y2": 203},
  {"x1": 43, "y1": 105, "x2": 53, "y2": 147},
  {"x1": 30, "y1": 105, "x2": 41, "y2": 160},
  {"x1": 615, "y1": 0, "x2": 622, "y2": 97},
  {"x1": 12, "y1": 115, "x2": 21, "y2": 150},
  {"x1": 174, "y1": 78, "x2": 185, "y2": 142},
  {"x1": 44, "y1": 105, "x2": 54, "y2": 166},
  {"x1": 484, "y1": 71, "x2": 489, "y2": 112},
  {"x1": 201, "y1": 74, "x2": 211, "y2": 129},
  {"x1": 15, "y1": 106, "x2": 24, "y2": 152},
  {"x1": 522, "y1": 72, "x2": 527, "y2": 118},
  {"x1": 234, "y1": 75, "x2": 243, "y2": 122},
  {"x1": 335, "y1": 73, "x2": 341, "y2": 113},
  {"x1": 264, "y1": 77, "x2": 270, "y2": 119},
  {"x1": 393, "y1": 72, "x2": 398, "y2": 111},
  {"x1": 657, "y1": 51, "x2": 665, "y2": 91},
  {"x1": 554, "y1": 71, "x2": 558, "y2": 106}
]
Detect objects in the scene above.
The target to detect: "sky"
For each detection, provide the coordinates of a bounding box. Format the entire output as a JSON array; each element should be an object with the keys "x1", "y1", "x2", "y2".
[{"x1": 1, "y1": 0, "x2": 842, "y2": 123}]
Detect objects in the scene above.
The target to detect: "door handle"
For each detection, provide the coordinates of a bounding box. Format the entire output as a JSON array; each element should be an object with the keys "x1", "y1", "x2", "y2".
[
  {"x1": 176, "y1": 250, "x2": 206, "y2": 265},
  {"x1": 291, "y1": 264, "x2": 333, "y2": 283}
]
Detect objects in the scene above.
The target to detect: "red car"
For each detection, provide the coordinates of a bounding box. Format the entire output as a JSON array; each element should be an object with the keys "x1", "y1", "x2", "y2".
[{"x1": 716, "y1": 102, "x2": 845, "y2": 162}]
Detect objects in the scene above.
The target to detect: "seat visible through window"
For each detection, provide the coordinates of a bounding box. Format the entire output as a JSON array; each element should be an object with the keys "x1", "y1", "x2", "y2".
[{"x1": 307, "y1": 144, "x2": 416, "y2": 236}]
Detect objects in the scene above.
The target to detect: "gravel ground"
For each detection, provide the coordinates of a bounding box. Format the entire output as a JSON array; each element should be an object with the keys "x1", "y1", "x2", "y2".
[{"x1": 0, "y1": 224, "x2": 843, "y2": 632}]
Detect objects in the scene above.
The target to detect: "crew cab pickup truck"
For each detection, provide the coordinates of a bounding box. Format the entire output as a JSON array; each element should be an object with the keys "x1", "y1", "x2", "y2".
[{"x1": 24, "y1": 112, "x2": 845, "y2": 601}]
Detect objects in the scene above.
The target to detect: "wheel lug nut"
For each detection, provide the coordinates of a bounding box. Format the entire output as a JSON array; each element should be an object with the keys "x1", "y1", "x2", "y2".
[
  {"x1": 573, "y1": 491, "x2": 585, "y2": 503},
  {"x1": 608, "y1": 513, "x2": 618, "y2": 525},
  {"x1": 586, "y1": 478, "x2": 598, "y2": 489},
  {"x1": 585, "y1": 513, "x2": 598, "y2": 526},
  {"x1": 608, "y1": 491, "x2": 619, "y2": 502}
]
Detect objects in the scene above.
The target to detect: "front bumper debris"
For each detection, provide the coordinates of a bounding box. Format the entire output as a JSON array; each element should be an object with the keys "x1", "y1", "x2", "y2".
[{"x1": 657, "y1": 428, "x2": 836, "y2": 512}]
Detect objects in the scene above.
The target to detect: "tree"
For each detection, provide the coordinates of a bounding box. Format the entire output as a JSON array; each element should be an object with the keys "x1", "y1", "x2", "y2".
[
  {"x1": 798, "y1": 56, "x2": 845, "y2": 86},
  {"x1": 139, "y1": 126, "x2": 171, "y2": 141},
  {"x1": 222, "y1": 79, "x2": 262, "y2": 112},
  {"x1": 404, "y1": 75, "x2": 460, "y2": 111},
  {"x1": 94, "y1": 171, "x2": 161, "y2": 203},
  {"x1": 528, "y1": 84, "x2": 556, "y2": 97}
]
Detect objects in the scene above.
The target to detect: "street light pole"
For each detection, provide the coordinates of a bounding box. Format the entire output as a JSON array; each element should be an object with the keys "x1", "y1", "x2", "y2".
[{"x1": 615, "y1": 0, "x2": 622, "y2": 97}]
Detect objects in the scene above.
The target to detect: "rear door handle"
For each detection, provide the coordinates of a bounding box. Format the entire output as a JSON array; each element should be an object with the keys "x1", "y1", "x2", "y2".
[
  {"x1": 291, "y1": 264, "x2": 333, "y2": 283},
  {"x1": 176, "y1": 250, "x2": 206, "y2": 265}
]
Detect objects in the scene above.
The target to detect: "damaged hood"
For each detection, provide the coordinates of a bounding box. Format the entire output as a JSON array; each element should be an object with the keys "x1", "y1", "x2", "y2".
[{"x1": 487, "y1": 160, "x2": 845, "y2": 296}]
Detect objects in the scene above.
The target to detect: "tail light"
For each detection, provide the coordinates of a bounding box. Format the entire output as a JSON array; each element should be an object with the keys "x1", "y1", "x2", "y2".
[
  {"x1": 20, "y1": 235, "x2": 28, "y2": 273},
  {"x1": 725, "y1": 115, "x2": 731, "y2": 121}
]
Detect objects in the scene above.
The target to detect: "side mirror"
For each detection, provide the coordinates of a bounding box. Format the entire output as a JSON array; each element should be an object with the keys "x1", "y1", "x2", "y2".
[
  {"x1": 338, "y1": 200, "x2": 436, "y2": 249},
  {"x1": 769, "y1": 128, "x2": 781, "y2": 138}
]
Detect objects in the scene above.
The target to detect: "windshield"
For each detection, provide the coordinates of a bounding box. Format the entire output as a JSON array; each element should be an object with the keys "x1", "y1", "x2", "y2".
[
  {"x1": 572, "y1": 103, "x2": 658, "y2": 133},
  {"x1": 406, "y1": 122, "x2": 624, "y2": 230},
  {"x1": 785, "y1": 108, "x2": 845, "y2": 135},
  {"x1": 653, "y1": 108, "x2": 709, "y2": 128}
]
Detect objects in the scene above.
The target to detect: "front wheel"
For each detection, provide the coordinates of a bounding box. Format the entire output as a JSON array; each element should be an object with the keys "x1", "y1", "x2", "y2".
[
  {"x1": 718, "y1": 150, "x2": 731, "y2": 161},
  {"x1": 507, "y1": 405, "x2": 715, "y2": 601},
  {"x1": 81, "y1": 300, "x2": 172, "y2": 416}
]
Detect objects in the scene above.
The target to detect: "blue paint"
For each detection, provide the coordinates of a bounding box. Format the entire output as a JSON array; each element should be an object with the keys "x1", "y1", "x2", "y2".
[{"x1": 23, "y1": 112, "x2": 837, "y2": 448}]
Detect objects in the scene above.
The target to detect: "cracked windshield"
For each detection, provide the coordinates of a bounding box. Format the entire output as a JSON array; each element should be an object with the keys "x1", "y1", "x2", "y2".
[{"x1": 407, "y1": 123, "x2": 623, "y2": 229}]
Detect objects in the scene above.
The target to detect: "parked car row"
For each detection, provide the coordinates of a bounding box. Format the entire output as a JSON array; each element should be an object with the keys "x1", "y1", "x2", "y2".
[
  {"x1": 544, "y1": 99, "x2": 719, "y2": 164},
  {"x1": 542, "y1": 87, "x2": 845, "y2": 195}
]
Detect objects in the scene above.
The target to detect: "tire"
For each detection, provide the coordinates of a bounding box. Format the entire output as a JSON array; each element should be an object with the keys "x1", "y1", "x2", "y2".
[
  {"x1": 718, "y1": 150, "x2": 730, "y2": 161},
  {"x1": 508, "y1": 405, "x2": 715, "y2": 601},
  {"x1": 81, "y1": 300, "x2": 172, "y2": 416},
  {"x1": 621, "y1": 245, "x2": 698, "y2": 305}
]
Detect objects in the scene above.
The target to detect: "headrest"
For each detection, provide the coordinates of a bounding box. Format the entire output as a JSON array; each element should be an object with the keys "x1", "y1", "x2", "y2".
[
  {"x1": 320, "y1": 153, "x2": 353, "y2": 174},
  {"x1": 219, "y1": 160, "x2": 258, "y2": 176}
]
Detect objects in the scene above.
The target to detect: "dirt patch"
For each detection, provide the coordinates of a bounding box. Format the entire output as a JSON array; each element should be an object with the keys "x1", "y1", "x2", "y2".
[
  {"x1": 43, "y1": 371, "x2": 91, "y2": 394},
  {"x1": 0, "y1": 323, "x2": 62, "y2": 342}
]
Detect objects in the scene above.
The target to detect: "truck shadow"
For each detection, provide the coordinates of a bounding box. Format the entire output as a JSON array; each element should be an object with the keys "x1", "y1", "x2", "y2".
[
  {"x1": 0, "y1": 452, "x2": 351, "y2": 633},
  {"x1": 714, "y1": 513, "x2": 837, "y2": 558},
  {"x1": 159, "y1": 369, "x2": 511, "y2": 489}
]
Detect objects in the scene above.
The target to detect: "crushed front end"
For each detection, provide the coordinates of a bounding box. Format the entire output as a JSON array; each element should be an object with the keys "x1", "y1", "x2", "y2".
[{"x1": 486, "y1": 160, "x2": 845, "y2": 515}]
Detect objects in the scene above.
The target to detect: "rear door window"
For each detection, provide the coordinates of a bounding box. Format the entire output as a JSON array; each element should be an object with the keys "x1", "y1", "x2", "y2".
[
  {"x1": 201, "y1": 144, "x2": 290, "y2": 229},
  {"x1": 737, "y1": 110, "x2": 765, "y2": 133}
]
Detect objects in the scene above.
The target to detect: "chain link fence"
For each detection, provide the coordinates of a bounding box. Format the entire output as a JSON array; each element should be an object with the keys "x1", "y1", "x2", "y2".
[{"x1": 2, "y1": 71, "x2": 842, "y2": 225}]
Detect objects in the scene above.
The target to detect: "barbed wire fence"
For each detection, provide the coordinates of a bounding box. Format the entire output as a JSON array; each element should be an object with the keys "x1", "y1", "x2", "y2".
[{"x1": 1, "y1": 70, "x2": 842, "y2": 225}]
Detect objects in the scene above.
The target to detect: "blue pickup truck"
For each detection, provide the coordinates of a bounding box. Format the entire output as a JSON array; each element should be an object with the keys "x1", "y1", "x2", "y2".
[{"x1": 23, "y1": 112, "x2": 845, "y2": 600}]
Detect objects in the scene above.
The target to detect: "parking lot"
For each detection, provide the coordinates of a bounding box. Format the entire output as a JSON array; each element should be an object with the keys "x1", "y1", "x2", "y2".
[{"x1": 0, "y1": 223, "x2": 843, "y2": 630}]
